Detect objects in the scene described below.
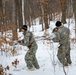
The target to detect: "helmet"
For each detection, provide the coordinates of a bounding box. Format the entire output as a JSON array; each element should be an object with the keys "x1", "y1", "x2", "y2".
[
  {"x1": 21, "y1": 25, "x2": 27, "y2": 30},
  {"x1": 55, "y1": 21, "x2": 61, "y2": 27}
]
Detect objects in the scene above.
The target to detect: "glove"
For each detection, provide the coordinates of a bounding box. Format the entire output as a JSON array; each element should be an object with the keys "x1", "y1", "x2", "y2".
[
  {"x1": 18, "y1": 40, "x2": 24, "y2": 43},
  {"x1": 17, "y1": 40, "x2": 21, "y2": 43},
  {"x1": 52, "y1": 27, "x2": 58, "y2": 32}
]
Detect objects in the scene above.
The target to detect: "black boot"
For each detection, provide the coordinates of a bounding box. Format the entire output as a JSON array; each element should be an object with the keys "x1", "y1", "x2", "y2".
[
  {"x1": 68, "y1": 61, "x2": 72, "y2": 64},
  {"x1": 67, "y1": 59, "x2": 72, "y2": 64}
]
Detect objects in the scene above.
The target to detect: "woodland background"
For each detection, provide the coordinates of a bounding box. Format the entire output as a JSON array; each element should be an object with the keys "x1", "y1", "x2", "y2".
[
  {"x1": 0, "y1": 0, "x2": 76, "y2": 34},
  {"x1": 0, "y1": 0, "x2": 76, "y2": 75}
]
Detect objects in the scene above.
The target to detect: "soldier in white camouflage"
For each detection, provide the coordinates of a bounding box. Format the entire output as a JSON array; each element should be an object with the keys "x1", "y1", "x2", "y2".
[
  {"x1": 21, "y1": 25, "x2": 39, "y2": 70},
  {"x1": 52, "y1": 21, "x2": 72, "y2": 66}
]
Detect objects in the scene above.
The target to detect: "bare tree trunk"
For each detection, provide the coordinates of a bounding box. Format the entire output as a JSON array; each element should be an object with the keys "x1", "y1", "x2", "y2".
[
  {"x1": 72, "y1": 0, "x2": 76, "y2": 37},
  {"x1": 67, "y1": 0, "x2": 73, "y2": 18},
  {"x1": 17, "y1": 0, "x2": 23, "y2": 31},
  {"x1": 2, "y1": 0, "x2": 6, "y2": 26},
  {"x1": 11, "y1": 0, "x2": 18, "y2": 40},
  {"x1": 24, "y1": 0, "x2": 27, "y2": 25},
  {"x1": 0, "y1": 0, "x2": 3, "y2": 26},
  {"x1": 44, "y1": 0, "x2": 49, "y2": 29},
  {"x1": 39, "y1": 1, "x2": 44, "y2": 31},
  {"x1": 0, "y1": 0, "x2": 3, "y2": 12},
  {"x1": 60, "y1": 0, "x2": 67, "y2": 24}
]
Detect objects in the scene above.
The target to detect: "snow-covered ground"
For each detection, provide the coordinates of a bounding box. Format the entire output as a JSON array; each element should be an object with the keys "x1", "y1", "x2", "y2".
[{"x1": 0, "y1": 18, "x2": 76, "y2": 75}]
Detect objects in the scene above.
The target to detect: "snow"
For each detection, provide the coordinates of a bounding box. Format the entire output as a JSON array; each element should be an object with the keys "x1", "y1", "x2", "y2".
[{"x1": 0, "y1": 18, "x2": 76, "y2": 75}]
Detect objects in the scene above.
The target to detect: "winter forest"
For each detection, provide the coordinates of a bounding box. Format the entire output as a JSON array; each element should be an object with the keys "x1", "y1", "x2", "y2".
[{"x1": 0, "y1": 0, "x2": 76, "y2": 75}]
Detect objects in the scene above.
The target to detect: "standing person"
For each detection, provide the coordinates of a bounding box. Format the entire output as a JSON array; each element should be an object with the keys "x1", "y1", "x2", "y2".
[
  {"x1": 20, "y1": 25, "x2": 39, "y2": 70},
  {"x1": 52, "y1": 21, "x2": 72, "y2": 66}
]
